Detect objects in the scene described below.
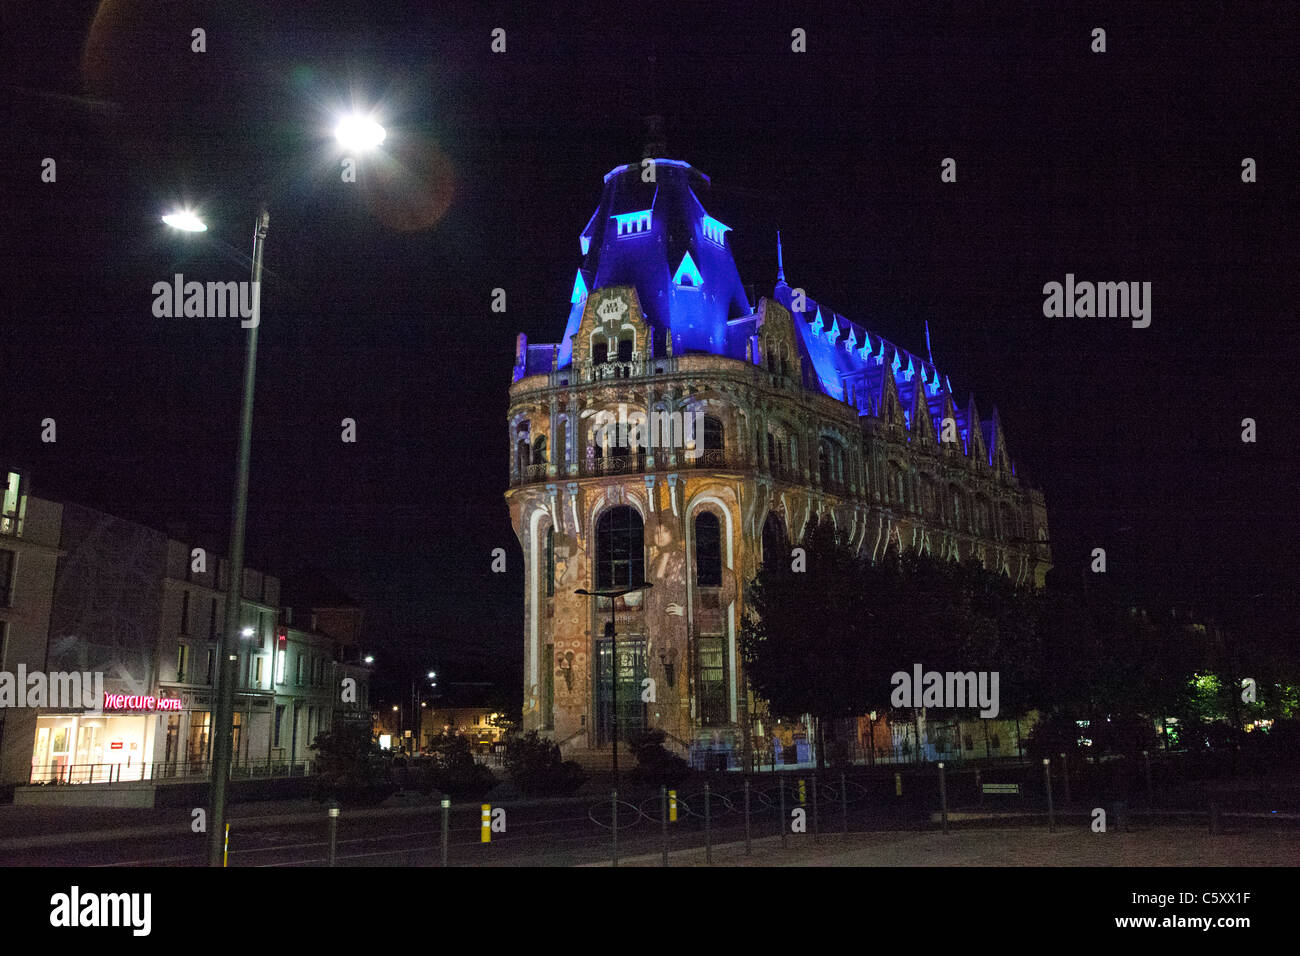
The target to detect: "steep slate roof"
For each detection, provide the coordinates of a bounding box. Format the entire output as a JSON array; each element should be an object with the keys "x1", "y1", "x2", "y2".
[{"x1": 544, "y1": 156, "x2": 1000, "y2": 455}]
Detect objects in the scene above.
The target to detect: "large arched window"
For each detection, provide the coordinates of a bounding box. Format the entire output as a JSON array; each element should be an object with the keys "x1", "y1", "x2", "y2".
[
  {"x1": 694, "y1": 512, "x2": 722, "y2": 587},
  {"x1": 761, "y1": 512, "x2": 787, "y2": 568},
  {"x1": 595, "y1": 507, "x2": 644, "y2": 589},
  {"x1": 617, "y1": 337, "x2": 633, "y2": 362},
  {"x1": 532, "y1": 434, "x2": 547, "y2": 466}
]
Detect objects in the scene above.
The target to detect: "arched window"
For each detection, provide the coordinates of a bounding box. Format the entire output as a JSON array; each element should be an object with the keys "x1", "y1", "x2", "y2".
[
  {"x1": 555, "y1": 419, "x2": 568, "y2": 469},
  {"x1": 950, "y1": 487, "x2": 963, "y2": 528},
  {"x1": 694, "y1": 512, "x2": 722, "y2": 587},
  {"x1": 592, "y1": 341, "x2": 608, "y2": 364},
  {"x1": 532, "y1": 434, "x2": 547, "y2": 466},
  {"x1": 545, "y1": 527, "x2": 555, "y2": 597},
  {"x1": 617, "y1": 337, "x2": 633, "y2": 362},
  {"x1": 702, "y1": 415, "x2": 724, "y2": 463},
  {"x1": 761, "y1": 512, "x2": 786, "y2": 568},
  {"x1": 595, "y1": 507, "x2": 644, "y2": 589},
  {"x1": 819, "y1": 442, "x2": 832, "y2": 487}
]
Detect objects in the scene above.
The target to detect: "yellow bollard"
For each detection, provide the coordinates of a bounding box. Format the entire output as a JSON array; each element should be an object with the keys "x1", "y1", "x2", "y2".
[
  {"x1": 798, "y1": 779, "x2": 806, "y2": 805},
  {"x1": 668, "y1": 789, "x2": 677, "y2": 822},
  {"x1": 481, "y1": 804, "x2": 491, "y2": 843},
  {"x1": 223, "y1": 823, "x2": 229, "y2": 868},
  {"x1": 895, "y1": 772, "x2": 903, "y2": 796}
]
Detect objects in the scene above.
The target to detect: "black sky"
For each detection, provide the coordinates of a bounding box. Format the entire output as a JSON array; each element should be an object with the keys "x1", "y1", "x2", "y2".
[{"x1": 3, "y1": 1, "x2": 1297, "y2": 701}]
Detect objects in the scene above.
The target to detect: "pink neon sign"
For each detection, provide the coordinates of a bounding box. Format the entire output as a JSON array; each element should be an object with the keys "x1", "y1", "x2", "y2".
[{"x1": 102, "y1": 693, "x2": 183, "y2": 712}]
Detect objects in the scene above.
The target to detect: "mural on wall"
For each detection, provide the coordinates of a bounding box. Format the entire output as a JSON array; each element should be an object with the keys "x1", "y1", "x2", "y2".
[{"x1": 46, "y1": 504, "x2": 167, "y2": 698}]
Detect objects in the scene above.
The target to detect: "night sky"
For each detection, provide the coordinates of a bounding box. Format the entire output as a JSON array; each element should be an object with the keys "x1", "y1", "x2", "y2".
[{"x1": 3, "y1": 1, "x2": 1296, "y2": 703}]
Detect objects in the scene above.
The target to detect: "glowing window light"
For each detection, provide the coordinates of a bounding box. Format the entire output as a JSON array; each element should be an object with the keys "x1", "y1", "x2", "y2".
[
  {"x1": 672, "y1": 251, "x2": 703, "y2": 287},
  {"x1": 612, "y1": 210, "x2": 652, "y2": 237},
  {"x1": 701, "y1": 215, "x2": 731, "y2": 245}
]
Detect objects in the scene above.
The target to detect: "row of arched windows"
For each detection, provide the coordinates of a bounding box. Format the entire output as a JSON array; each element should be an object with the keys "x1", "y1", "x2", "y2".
[{"x1": 574, "y1": 507, "x2": 723, "y2": 591}]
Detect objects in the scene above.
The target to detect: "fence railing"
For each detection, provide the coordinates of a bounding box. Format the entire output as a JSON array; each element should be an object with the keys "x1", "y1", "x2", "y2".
[{"x1": 27, "y1": 758, "x2": 314, "y2": 785}]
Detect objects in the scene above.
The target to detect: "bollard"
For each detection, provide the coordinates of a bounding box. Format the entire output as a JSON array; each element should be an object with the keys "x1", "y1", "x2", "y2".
[
  {"x1": 481, "y1": 804, "x2": 491, "y2": 844},
  {"x1": 798, "y1": 778, "x2": 806, "y2": 805},
  {"x1": 661, "y1": 786, "x2": 669, "y2": 866},
  {"x1": 1060, "y1": 753, "x2": 1071, "y2": 806},
  {"x1": 611, "y1": 789, "x2": 618, "y2": 868},
  {"x1": 840, "y1": 771, "x2": 848, "y2": 834},
  {"x1": 811, "y1": 772, "x2": 820, "y2": 844},
  {"x1": 669, "y1": 788, "x2": 677, "y2": 822},
  {"x1": 779, "y1": 776, "x2": 788, "y2": 847},
  {"x1": 744, "y1": 779, "x2": 752, "y2": 854},
  {"x1": 441, "y1": 797, "x2": 450, "y2": 867},
  {"x1": 223, "y1": 823, "x2": 230, "y2": 868},
  {"x1": 1143, "y1": 750, "x2": 1153, "y2": 806},
  {"x1": 1043, "y1": 758, "x2": 1055, "y2": 832},
  {"x1": 327, "y1": 805, "x2": 339, "y2": 867},
  {"x1": 938, "y1": 762, "x2": 949, "y2": 835},
  {"x1": 976, "y1": 768, "x2": 983, "y2": 809}
]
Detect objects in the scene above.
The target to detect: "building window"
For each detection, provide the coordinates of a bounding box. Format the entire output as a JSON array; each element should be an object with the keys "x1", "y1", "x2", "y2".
[
  {"x1": 592, "y1": 341, "x2": 608, "y2": 364},
  {"x1": 533, "y1": 434, "x2": 547, "y2": 466},
  {"x1": 205, "y1": 648, "x2": 215, "y2": 684},
  {"x1": 296, "y1": 653, "x2": 305, "y2": 685},
  {"x1": 702, "y1": 415, "x2": 724, "y2": 457},
  {"x1": 761, "y1": 513, "x2": 786, "y2": 568},
  {"x1": 275, "y1": 645, "x2": 286, "y2": 685},
  {"x1": 698, "y1": 635, "x2": 727, "y2": 726},
  {"x1": 613, "y1": 209, "x2": 652, "y2": 236},
  {"x1": 617, "y1": 337, "x2": 633, "y2": 362},
  {"x1": 694, "y1": 512, "x2": 722, "y2": 587},
  {"x1": 595, "y1": 506, "x2": 644, "y2": 589},
  {"x1": 274, "y1": 705, "x2": 285, "y2": 748},
  {"x1": 0, "y1": 549, "x2": 12, "y2": 607},
  {"x1": 545, "y1": 527, "x2": 555, "y2": 597},
  {"x1": 176, "y1": 643, "x2": 189, "y2": 682},
  {"x1": 180, "y1": 590, "x2": 191, "y2": 634}
]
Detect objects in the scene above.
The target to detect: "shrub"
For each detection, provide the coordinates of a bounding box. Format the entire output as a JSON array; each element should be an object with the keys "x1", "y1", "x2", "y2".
[
  {"x1": 309, "y1": 722, "x2": 394, "y2": 806},
  {"x1": 426, "y1": 733, "x2": 497, "y2": 799},
  {"x1": 629, "y1": 729, "x2": 690, "y2": 786},
  {"x1": 504, "y1": 731, "x2": 587, "y2": 796}
]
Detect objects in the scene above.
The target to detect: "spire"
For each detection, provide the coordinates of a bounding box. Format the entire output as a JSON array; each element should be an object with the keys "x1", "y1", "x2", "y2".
[
  {"x1": 776, "y1": 230, "x2": 786, "y2": 283},
  {"x1": 641, "y1": 114, "x2": 666, "y2": 160}
]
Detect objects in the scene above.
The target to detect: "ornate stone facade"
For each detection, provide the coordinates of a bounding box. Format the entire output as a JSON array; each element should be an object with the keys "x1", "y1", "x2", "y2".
[{"x1": 506, "y1": 157, "x2": 1051, "y2": 768}]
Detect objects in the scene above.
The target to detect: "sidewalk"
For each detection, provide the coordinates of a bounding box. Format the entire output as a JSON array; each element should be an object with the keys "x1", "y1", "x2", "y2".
[{"x1": 593, "y1": 824, "x2": 1300, "y2": 867}]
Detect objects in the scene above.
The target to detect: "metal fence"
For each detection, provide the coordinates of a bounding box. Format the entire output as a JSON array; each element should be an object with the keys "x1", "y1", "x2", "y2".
[{"x1": 27, "y1": 758, "x2": 313, "y2": 785}]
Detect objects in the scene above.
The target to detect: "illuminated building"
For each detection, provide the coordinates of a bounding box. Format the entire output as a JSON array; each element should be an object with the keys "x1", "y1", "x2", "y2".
[
  {"x1": 0, "y1": 467, "x2": 370, "y2": 802},
  {"x1": 505, "y1": 153, "x2": 1052, "y2": 769}
]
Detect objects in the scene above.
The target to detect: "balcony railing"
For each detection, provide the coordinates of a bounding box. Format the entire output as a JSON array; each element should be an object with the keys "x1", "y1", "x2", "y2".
[{"x1": 27, "y1": 758, "x2": 314, "y2": 785}]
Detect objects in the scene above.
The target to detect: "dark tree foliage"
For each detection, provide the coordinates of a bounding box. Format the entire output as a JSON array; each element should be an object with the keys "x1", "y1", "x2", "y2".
[{"x1": 503, "y1": 731, "x2": 587, "y2": 795}]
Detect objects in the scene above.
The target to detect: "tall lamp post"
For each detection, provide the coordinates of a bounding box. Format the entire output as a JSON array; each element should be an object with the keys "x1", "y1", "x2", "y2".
[
  {"x1": 575, "y1": 582, "x2": 652, "y2": 781},
  {"x1": 165, "y1": 113, "x2": 387, "y2": 866}
]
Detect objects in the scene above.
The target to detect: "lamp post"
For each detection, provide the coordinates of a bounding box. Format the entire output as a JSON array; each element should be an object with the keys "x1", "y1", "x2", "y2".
[
  {"x1": 575, "y1": 582, "x2": 652, "y2": 781},
  {"x1": 166, "y1": 112, "x2": 387, "y2": 866}
]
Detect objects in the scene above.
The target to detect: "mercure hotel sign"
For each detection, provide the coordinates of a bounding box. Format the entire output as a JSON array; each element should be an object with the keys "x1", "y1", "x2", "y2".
[{"x1": 102, "y1": 694, "x2": 183, "y2": 712}]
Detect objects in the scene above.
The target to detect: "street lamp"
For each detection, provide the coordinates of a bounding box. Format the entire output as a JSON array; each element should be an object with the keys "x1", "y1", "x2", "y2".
[
  {"x1": 575, "y1": 582, "x2": 652, "y2": 781},
  {"x1": 166, "y1": 112, "x2": 387, "y2": 866}
]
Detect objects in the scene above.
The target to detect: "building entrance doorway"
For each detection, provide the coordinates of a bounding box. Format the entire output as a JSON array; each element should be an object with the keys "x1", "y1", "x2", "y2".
[{"x1": 595, "y1": 636, "x2": 646, "y2": 746}]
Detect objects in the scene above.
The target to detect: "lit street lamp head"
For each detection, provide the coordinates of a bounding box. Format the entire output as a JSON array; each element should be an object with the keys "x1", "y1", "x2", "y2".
[
  {"x1": 161, "y1": 210, "x2": 206, "y2": 232},
  {"x1": 334, "y1": 114, "x2": 386, "y2": 152}
]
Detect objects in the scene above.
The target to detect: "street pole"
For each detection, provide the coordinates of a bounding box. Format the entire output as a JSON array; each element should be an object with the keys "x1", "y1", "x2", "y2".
[
  {"x1": 575, "y1": 582, "x2": 652, "y2": 785},
  {"x1": 207, "y1": 206, "x2": 268, "y2": 867}
]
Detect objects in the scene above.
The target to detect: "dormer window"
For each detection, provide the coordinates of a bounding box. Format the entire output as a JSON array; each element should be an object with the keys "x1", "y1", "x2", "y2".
[
  {"x1": 672, "y1": 251, "x2": 703, "y2": 288},
  {"x1": 701, "y1": 215, "x2": 731, "y2": 245},
  {"x1": 612, "y1": 210, "x2": 652, "y2": 237}
]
